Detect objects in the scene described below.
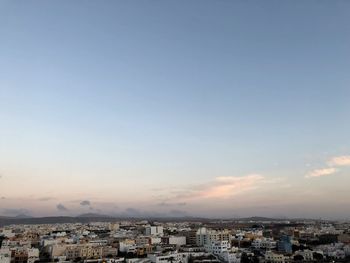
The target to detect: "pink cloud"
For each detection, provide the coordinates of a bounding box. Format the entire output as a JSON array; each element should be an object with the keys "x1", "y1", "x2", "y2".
[
  {"x1": 201, "y1": 174, "x2": 264, "y2": 198},
  {"x1": 157, "y1": 174, "x2": 265, "y2": 201},
  {"x1": 328, "y1": 155, "x2": 350, "y2": 166},
  {"x1": 305, "y1": 168, "x2": 337, "y2": 178}
]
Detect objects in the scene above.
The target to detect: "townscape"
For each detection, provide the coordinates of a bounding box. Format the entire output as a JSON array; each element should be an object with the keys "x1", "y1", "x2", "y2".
[
  {"x1": 1, "y1": 2, "x2": 350, "y2": 263},
  {"x1": 1, "y1": 218, "x2": 350, "y2": 263}
]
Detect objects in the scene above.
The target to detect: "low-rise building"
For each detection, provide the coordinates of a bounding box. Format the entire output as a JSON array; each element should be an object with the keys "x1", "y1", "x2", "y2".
[
  {"x1": 263, "y1": 251, "x2": 285, "y2": 263},
  {"x1": 205, "y1": 240, "x2": 230, "y2": 254},
  {"x1": 0, "y1": 248, "x2": 11, "y2": 263},
  {"x1": 251, "y1": 238, "x2": 276, "y2": 250}
]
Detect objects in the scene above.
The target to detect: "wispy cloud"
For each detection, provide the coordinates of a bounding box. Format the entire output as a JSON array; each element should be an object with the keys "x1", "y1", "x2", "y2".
[
  {"x1": 157, "y1": 202, "x2": 187, "y2": 207},
  {"x1": 305, "y1": 154, "x2": 350, "y2": 179},
  {"x1": 199, "y1": 174, "x2": 264, "y2": 199},
  {"x1": 80, "y1": 200, "x2": 91, "y2": 206},
  {"x1": 56, "y1": 203, "x2": 69, "y2": 211},
  {"x1": 156, "y1": 174, "x2": 264, "y2": 202},
  {"x1": 305, "y1": 168, "x2": 338, "y2": 178},
  {"x1": 38, "y1": 197, "x2": 54, "y2": 201},
  {"x1": 328, "y1": 155, "x2": 350, "y2": 166}
]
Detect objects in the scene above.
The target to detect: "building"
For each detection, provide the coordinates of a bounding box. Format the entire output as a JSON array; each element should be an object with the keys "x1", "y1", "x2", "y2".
[
  {"x1": 277, "y1": 235, "x2": 292, "y2": 254},
  {"x1": 64, "y1": 244, "x2": 116, "y2": 260},
  {"x1": 147, "y1": 253, "x2": 187, "y2": 263},
  {"x1": 196, "y1": 228, "x2": 231, "y2": 247},
  {"x1": 1, "y1": 230, "x2": 15, "y2": 239},
  {"x1": 11, "y1": 249, "x2": 28, "y2": 263},
  {"x1": 263, "y1": 251, "x2": 285, "y2": 263},
  {"x1": 294, "y1": 249, "x2": 313, "y2": 261},
  {"x1": 205, "y1": 241, "x2": 230, "y2": 254},
  {"x1": 119, "y1": 240, "x2": 136, "y2": 253},
  {"x1": 183, "y1": 230, "x2": 197, "y2": 246},
  {"x1": 145, "y1": 227, "x2": 164, "y2": 237},
  {"x1": 161, "y1": 236, "x2": 186, "y2": 247},
  {"x1": 219, "y1": 251, "x2": 241, "y2": 263},
  {"x1": 126, "y1": 259, "x2": 151, "y2": 263},
  {"x1": 0, "y1": 249, "x2": 11, "y2": 263},
  {"x1": 251, "y1": 238, "x2": 276, "y2": 250},
  {"x1": 26, "y1": 248, "x2": 39, "y2": 263},
  {"x1": 196, "y1": 228, "x2": 209, "y2": 247}
]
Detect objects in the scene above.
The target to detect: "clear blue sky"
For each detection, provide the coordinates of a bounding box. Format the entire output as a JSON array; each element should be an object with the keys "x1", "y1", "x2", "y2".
[{"x1": 0, "y1": 1, "x2": 350, "y2": 219}]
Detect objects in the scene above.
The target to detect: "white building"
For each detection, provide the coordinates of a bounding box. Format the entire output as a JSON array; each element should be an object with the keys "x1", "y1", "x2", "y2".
[
  {"x1": 220, "y1": 251, "x2": 241, "y2": 263},
  {"x1": 205, "y1": 240, "x2": 230, "y2": 254},
  {"x1": 109, "y1": 223, "x2": 120, "y2": 231},
  {"x1": 150, "y1": 237, "x2": 161, "y2": 245},
  {"x1": 27, "y1": 248, "x2": 39, "y2": 263},
  {"x1": 344, "y1": 245, "x2": 350, "y2": 257},
  {"x1": 119, "y1": 240, "x2": 137, "y2": 253},
  {"x1": 49, "y1": 244, "x2": 67, "y2": 259},
  {"x1": 196, "y1": 227, "x2": 209, "y2": 246},
  {"x1": 317, "y1": 243, "x2": 346, "y2": 259},
  {"x1": 0, "y1": 248, "x2": 11, "y2": 263},
  {"x1": 263, "y1": 251, "x2": 285, "y2": 263},
  {"x1": 147, "y1": 253, "x2": 187, "y2": 263},
  {"x1": 251, "y1": 238, "x2": 276, "y2": 250},
  {"x1": 145, "y1": 226, "x2": 164, "y2": 237},
  {"x1": 196, "y1": 228, "x2": 231, "y2": 247},
  {"x1": 126, "y1": 259, "x2": 152, "y2": 263},
  {"x1": 1, "y1": 230, "x2": 15, "y2": 238},
  {"x1": 294, "y1": 249, "x2": 313, "y2": 261},
  {"x1": 169, "y1": 236, "x2": 186, "y2": 246}
]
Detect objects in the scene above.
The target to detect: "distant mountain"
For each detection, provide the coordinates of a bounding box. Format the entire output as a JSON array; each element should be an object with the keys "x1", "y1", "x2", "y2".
[
  {"x1": 77, "y1": 213, "x2": 112, "y2": 218},
  {"x1": 0, "y1": 216, "x2": 112, "y2": 227},
  {"x1": 237, "y1": 216, "x2": 286, "y2": 222},
  {"x1": 0, "y1": 215, "x2": 320, "y2": 227},
  {"x1": 14, "y1": 214, "x2": 33, "y2": 219},
  {"x1": 0, "y1": 214, "x2": 33, "y2": 220},
  {"x1": 0, "y1": 215, "x2": 207, "y2": 226}
]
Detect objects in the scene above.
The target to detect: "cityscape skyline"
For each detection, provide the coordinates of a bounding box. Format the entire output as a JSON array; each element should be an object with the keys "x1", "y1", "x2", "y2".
[{"x1": 1, "y1": 1, "x2": 350, "y2": 219}]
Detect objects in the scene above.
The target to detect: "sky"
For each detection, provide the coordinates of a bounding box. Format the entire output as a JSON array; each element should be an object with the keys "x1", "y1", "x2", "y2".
[{"x1": 0, "y1": 0, "x2": 350, "y2": 220}]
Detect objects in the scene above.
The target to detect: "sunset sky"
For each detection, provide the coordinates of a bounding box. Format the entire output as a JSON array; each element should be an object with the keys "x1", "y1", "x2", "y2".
[{"x1": 0, "y1": 1, "x2": 350, "y2": 219}]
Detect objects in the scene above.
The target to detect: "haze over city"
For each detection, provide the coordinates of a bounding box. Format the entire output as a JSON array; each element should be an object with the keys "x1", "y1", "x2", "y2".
[{"x1": 0, "y1": 1, "x2": 350, "y2": 220}]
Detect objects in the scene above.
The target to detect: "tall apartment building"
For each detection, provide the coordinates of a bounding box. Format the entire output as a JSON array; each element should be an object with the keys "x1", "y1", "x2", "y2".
[
  {"x1": 183, "y1": 230, "x2": 197, "y2": 245},
  {"x1": 65, "y1": 244, "x2": 117, "y2": 260},
  {"x1": 0, "y1": 248, "x2": 11, "y2": 263},
  {"x1": 144, "y1": 226, "x2": 163, "y2": 237},
  {"x1": 196, "y1": 228, "x2": 231, "y2": 247},
  {"x1": 277, "y1": 235, "x2": 292, "y2": 254}
]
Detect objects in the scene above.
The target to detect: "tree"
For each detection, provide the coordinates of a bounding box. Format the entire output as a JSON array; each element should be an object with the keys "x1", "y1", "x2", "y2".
[
  {"x1": 167, "y1": 256, "x2": 175, "y2": 263},
  {"x1": 241, "y1": 252, "x2": 258, "y2": 263},
  {"x1": 73, "y1": 257, "x2": 82, "y2": 263},
  {"x1": 293, "y1": 255, "x2": 304, "y2": 261},
  {"x1": 241, "y1": 253, "x2": 250, "y2": 263},
  {"x1": 313, "y1": 252, "x2": 323, "y2": 261}
]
